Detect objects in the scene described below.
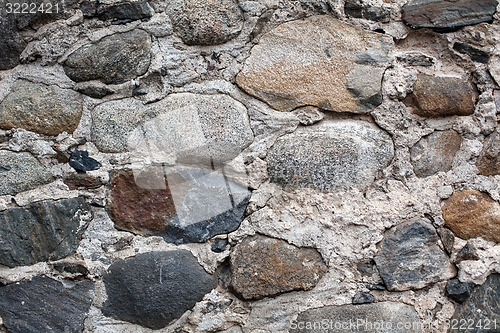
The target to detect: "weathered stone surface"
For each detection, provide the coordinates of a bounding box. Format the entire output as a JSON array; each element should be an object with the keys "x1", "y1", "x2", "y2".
[
  {"x1": 0, "y1": 276, "x2": 94, "y2": 333},
  {"x1": 410, "y1": 130, "x2": 462, "y2": 177},
  {"x1": 0, "y1": 197, "x2": 92, "y2": 267},
  {"x1": 267, "y1": 120, "x2": 394, "y2": 191},
  {"x1": 453, "y1": 42, "x2": 490, "y2": 64},
  {"x1": 63, "y1": 30, "x2": 152, "y2": 84},
  {"x1": 352, "y1": 291, "x2": 375, "y2": 304},
  {"x1": 442, "y1": 190, "x2": 500, "y2": 243},
  {"x1": 102, "y1": 251, "x2": 217, "y2": 329},
  {"x1": 0, "y1": 15, "x2": 26, "y2": 70},
  {"x1": 404, "y1": 73, "x2": 478, "y2": 117},
  {"x1": 446, "y1": 279, "x2": 474, "y2": 304},
  {"x1": 451, "y1": 274, "x2": 500, "y2": 332},
  {"x1": 291, "y1": 302, "x2": 422, "y2": 332},
  {"x1": 92, "y1": 93, "x2": 254, "y2": 160},
  {"x1": 344, "y1": 1, "x2": 390, "y2": 22},
  {"x1": 236, "y1": 15, "x2": 393, "y2": 113},
  {"x1": 108, "y1": 167, "x2": 250, "y2": 244},
  {"x1": 476, "y1": 129, "x2": 500, "y2": 176},
  {"x1": 292, "y1": 106, "x2": 324, "y2": 126},
  {"x1": 0, "y1": 150, "x2": 53, "y2": 196},
  {"x1": 64, "y1": 173, "x2": 103, "y2": 190},
  {"x1": 402, "y1": 0, "x2": 497, "y2": 30},
  {"x1": 491, "y1": 57, "x2": 500, "y2": 87},
  {"x1": 166, "y1": 0, "x2": 243, "y2": 45},
  {"x1": 437, "y1": 227, "x2": 455, "y2": 255},
  {"x1": 374, "y1": 220, "x2": 452, "y2": 291},
  {"x1": 75, "y1": 82, "x2": 114, "y2": 98},
  {"x1": 69, "y1": 150, "x2": 101, "y2": 172},
  {"x1": 97, "y1": 1, "x2": 153, "y2": 23},
  {"x1": 455, "y1": 243, "x2": 480, "y2": 263},
  {"x1": 0, "y1": 80, "x2": 83, "y2": 136},
  {"x1": 230, "y1": 235, "x2": 327, "y2": 300}
]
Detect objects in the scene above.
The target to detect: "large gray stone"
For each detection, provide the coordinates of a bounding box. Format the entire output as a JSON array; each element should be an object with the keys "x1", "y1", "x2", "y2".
[
  {"x1": 291, "y1": 302, "x2": 422, "y2": 332},
  {"x1": 236, "y1": 15, "x2": 393, "y2": 113},
  {"x1": 375, "y1": 220, "x2": 452, "y2": 291},
  {"x1": 0, "y1": 276, "x2": 94, "y2": 333},
  {"x1": 0, "y1": 80, "x2": 84, "y2": 136},
  {"x1": 267, "y1": 120, "x2": 394, "y2": 191},
  {"x1": 102, "y1": 250, "x2": 217, "y2": 329},
  {"x1": 63, "y1": 29, "x2": 152, "y2": 84},
  {"x1": 0, "y1": 150, "x2": 53, "y2": 196},
  {"x1": 0, "y1": 15, "x2": 26, "y2": 70},
  {"x1": 0, "y1": 197, "x2": 92, "y2": 267}
]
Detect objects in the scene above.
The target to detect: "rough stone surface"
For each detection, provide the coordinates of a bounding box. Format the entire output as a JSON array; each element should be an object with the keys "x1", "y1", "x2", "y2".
[
  {"x1": 75, "y1": 82, "x2": 114, "y2": 99},
  {"x1": 63, "y1": 29, "x2": 152, "y2": 84},
  {"x1": 344, "y1": 2, "x2": 390, "y2": 22},
  {"x1": 102, "y1": 251, "x2": 217, "y2": 329},
  {"x1": 236, "y1": 15, "x2": 393, "y2": 113},
  {"x1": 92, "y1": 93, "x2": 254, "y2": 160},
  {"x1": 96, "y1": 1, "x2": 153, "y2": 23},
  {"x1": 69, "y1": 150, "x2": 101, "y2": 172},
  {"x1": 0, "y1": 197, "x2": 92, "y2": 267},
  {"x1": 267, "y1": 120, "x2": 394, "y2": 191},
  {"x1": 108, "y1": 168, "x2": 250, "y2": 244},
  {"x1": 0, "y1": 80, "x2": 84, "y2": 136},
  {"x1": 230, "y1": 235, "x2": 327, "y2": 300},
  {"x1": 453, "y1": 42, "x2": 490, "y2": 64},
  {"x1": 0, "y1": 276, "x2": 94, "y2": 333},
  {"x1": 410, "y1": 130, "x2": 462, "y2": 177},
  {"x1": 291, "y1": 302, "x2": 422, "y2": 332},
  {"x1": 374, "y1": 220, "x2": 452, "y2": 291},
  {"x1": 442, "y1": 190, "x2": 500, "y2": 243},
  {"x1": 451, "y1": 274, "x2": 500, "y2": 331},
  {"x1": 402, "y1": 0, "x2": 497, "y2": 30},
  {"x1": 352, "y1": 291, "x2": 375, "y2": 304},
  {"x1": 404, "y1": 73, "x2": 478, "y2": 117},
  {"x1": 446, "y1": 279, "x2": 474, "y2": 304},
  {"x1": 455, "y1": 243, "x2": 480, "y2": 263},
  {"x1": 0, "y1": 15, "x2": 27, "y2": 70},
  {"x1": 166, "y1": 0, "x2": 243, "y2": 45},
  {"x1": 0, "y1": 150, "x2": 53, "y2": 196},
  {"x1": 476, "y1": 129, "x2": 500, "y2": 176},
  {"x1": 64, "y1": 173, "x2": 103, "y2": 190}
]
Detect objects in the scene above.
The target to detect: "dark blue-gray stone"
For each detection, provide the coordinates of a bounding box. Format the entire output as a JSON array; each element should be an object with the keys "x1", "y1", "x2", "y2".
[
  {"x1": 446, "y1": 279, "x2": 474, "y2": 304},
  {"x1": 69, "y1": 150, "x2": 102, "y2": 172},
  {"x1": 0, "y1": 15, "x2": 26, "y2": 70}
]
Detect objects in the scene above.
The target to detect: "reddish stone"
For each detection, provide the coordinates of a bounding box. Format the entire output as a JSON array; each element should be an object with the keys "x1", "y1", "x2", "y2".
[{"x1": 64, "y1": 174, "x2": 103, "y2": 190}]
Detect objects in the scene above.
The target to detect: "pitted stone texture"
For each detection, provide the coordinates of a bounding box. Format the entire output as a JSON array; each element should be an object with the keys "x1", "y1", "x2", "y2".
[
  {"x1": 236, "y1": 15, "x2": 393, "y2": 113},
  {"x1": 290, "y1": 302, "x2": 422, "y2": 333},
  {"x1": 0, "y1": 150, "x2": 53, "y2": 196},
  {"x1": 446, "y1": 279, "x2": 474, "y2": 304},
  {"x1": 0, "y1": 197, "x2": 92, "y2": 267},
  {"x1": 476, "y1": 129, "x2": 500, "y2": 176},
  {"x1": 230, "y1": 235, "x2": 327, "y2": 300},
  {"x1": 402, "y1": 0, "x2": 497, "y2": 30},
  {"x1": 0, "y1": 15, "x2": 26, "y2": 70},
  {"x1": 442, "y1": 190, "x2": 500, "y2": 243},
  {"x1": 404, "y1": 73, "x2": 478, "y2": 118},
  {"x1": 0, "y1": 80, "x2": 83, "y2": 136},
  {"x1": 0, "y1": 276, "x2": 94, "y2": 333},
  {"x1": 92, "y1": 93, "x2": 254, "y2": 162},
  {"x1": 96, "y1": 1, "x2": 153, "y2": 22},
  {"x1": 102, "y1": 251, "x2": 217, "y2": 330},
  {"x1": 166, "y1": 0, "x2": 243, "y2": 46},
  {"x1": 451, "y1": 274, "x2": 500, "y2": 332},
  {"x1": 108, "y1": 167, "x2": 250, "y2": 244},
  {"x1": 63, "y1": 29, "x2": 151, "y2": 84},
  {"x1": 410, "y1": 130, "x2": 462, "y2": 177},
  {"x1": 374, "y1": 220, "x2": 452, "y2": 291},
  {"x1": 267, "y1": 120, "x2": 394, "y2": 191}
]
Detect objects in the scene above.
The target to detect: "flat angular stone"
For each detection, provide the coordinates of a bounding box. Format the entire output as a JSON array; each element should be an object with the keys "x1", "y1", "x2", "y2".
[
  {"x1": 410, "y1": 130, "x2": 462, "y2": 177},
  {"x1": 352, "y1": 292, "x2": 375, "y2": 304},
  {"x1": 69, "y1": 150, "x2": 101, "y2": 172},
  {"x1": 291, "y1": 302, "x2": 422, "y2": 333},
  {"x1": 236, "y1": 15, "x2": 393, "y2": 113},
  {"x1": 446, "y1": 279, "x2": 474, "y2": 304},
  {"x1": 63, "y1": 29, "x2": 152, "y2": 84},
  {"x1": 476, "y1": 129, "x2": 500, "y2": 176},
  {"x1": 374, "y1": 220, "x2": 452, "y2": 291},
  {"x1": 344, "y1": 1, "x2": 390, "y2": 22},
  {"x1": 0, "y1": 276, "x2": 94, "y2": 333},
  {"x1": 102, "y1": 251, "x2": 217, "y2": 329},
  {"x1": 0, "y1": 150, "x2": 53, "y2": 196},
  {"x1": 0, "y1": 197, "x2": 92, "y2": 267},
  {"x1": 402, "y1": 0, "x2": 497, "y2": 30},
  {"x1": 166, "y1": 0, "x2": 243, "y2": 45},
  {"x1": 0, "y1": 15, "x2": 26, "y2": 70},
  {"x1": 230, "y1": 235, "x2": 327, "y2": 300},
  {"x1": 442, "y1": 190, "x2": 500, "y2": 243},
  {"x1": 0, "y1": 80, "x2": 83, "y2": 136},
  {"x1": 453, "y1": 42, "x2": 490, "y2": 64},
  {"x1": 267, "y1": 120, "x2": 394, "y2": 191},
  {"x1": 97, "y1": 1, "x2": 153, "y2": 23}
]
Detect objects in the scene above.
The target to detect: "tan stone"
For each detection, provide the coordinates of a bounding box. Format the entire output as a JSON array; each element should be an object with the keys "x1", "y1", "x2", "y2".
[{"x1": 442, "y1": 190, "x2": 500, "y2": 243}]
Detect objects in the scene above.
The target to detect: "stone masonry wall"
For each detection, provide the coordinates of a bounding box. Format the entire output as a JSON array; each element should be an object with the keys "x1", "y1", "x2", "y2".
[{"x1": 0, "y1": 0, "x2": 500, "y2": 332}]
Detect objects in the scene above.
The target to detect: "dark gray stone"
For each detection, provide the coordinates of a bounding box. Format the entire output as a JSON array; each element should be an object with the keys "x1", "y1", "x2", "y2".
[
  {"x1": 437, "y1": 227, "x2": 455, "y2": 255},
  {"x1": 0, "y1": 197, "x2": 92, "y2": 267},
  {"x1": 102, "y1": 251, "x2": 217, "y2": 329},
  {"x1": 344, "y1": 2, "x2": 390, "y2": 22},
  {"x1": 453, "y1": 42, "x2": 490, "y2": 64},
  {"x1": 374, "y1": 220, "x2": 452, "y2": 291},
  {"x1": 352, "y1": 291, "x2": 375, "y2": 304},
  {"x1": 97, "y1": 1, "x2": 153, "y2": 23},
  {"x1": 69, "y1": 150, "x2": 101, "y2": 172},
  {"x1": 446, "y1": 279, "x2": 474, "y2": 304},
  {"x1": 0, "y1": 15, "x2": 26, "y2": 70},
  {"x1": 63, "y1": 30, "x2": 152, "y2": 84},
  {"x1": 397, "y1": 53, "x2": 435, "y2": 67},
  {"x1": 455, "y1": 243, "x2": 480, "y2": 263},
  {"x1": 211, "y1": 238, "x2": 229, "y2": 253},
  {"x1": 0, "y1": 276, "x2": 94, "y2": 333},
  {"x1": 451, "y1": 274, "x2": 500, "y2": 332},
  {"x1": 75, "y1": 82, "x2": 114, "y2": 98}
]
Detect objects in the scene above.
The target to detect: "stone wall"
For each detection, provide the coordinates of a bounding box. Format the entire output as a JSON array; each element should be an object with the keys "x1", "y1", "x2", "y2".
[{"x1": 0, "y1": 0, "x2": 499, "y2": 332}]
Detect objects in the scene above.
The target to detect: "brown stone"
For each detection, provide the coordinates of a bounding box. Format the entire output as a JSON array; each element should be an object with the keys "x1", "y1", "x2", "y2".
[
  {"x1": 476, "y1": 129, "x2": 500, "y2": 176},
  {"x1": 230, "y1": 235, "x2": 327, "y2": 300},
  {"x1": 63, "y1": 174, "x2": 103, "y2": 190},
  {"x1": 442, "y1": 190, "x2": 500, "y2": 243},
  {"x1": 404, "y1": 73, "x2": 478, "y2": 117}
]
